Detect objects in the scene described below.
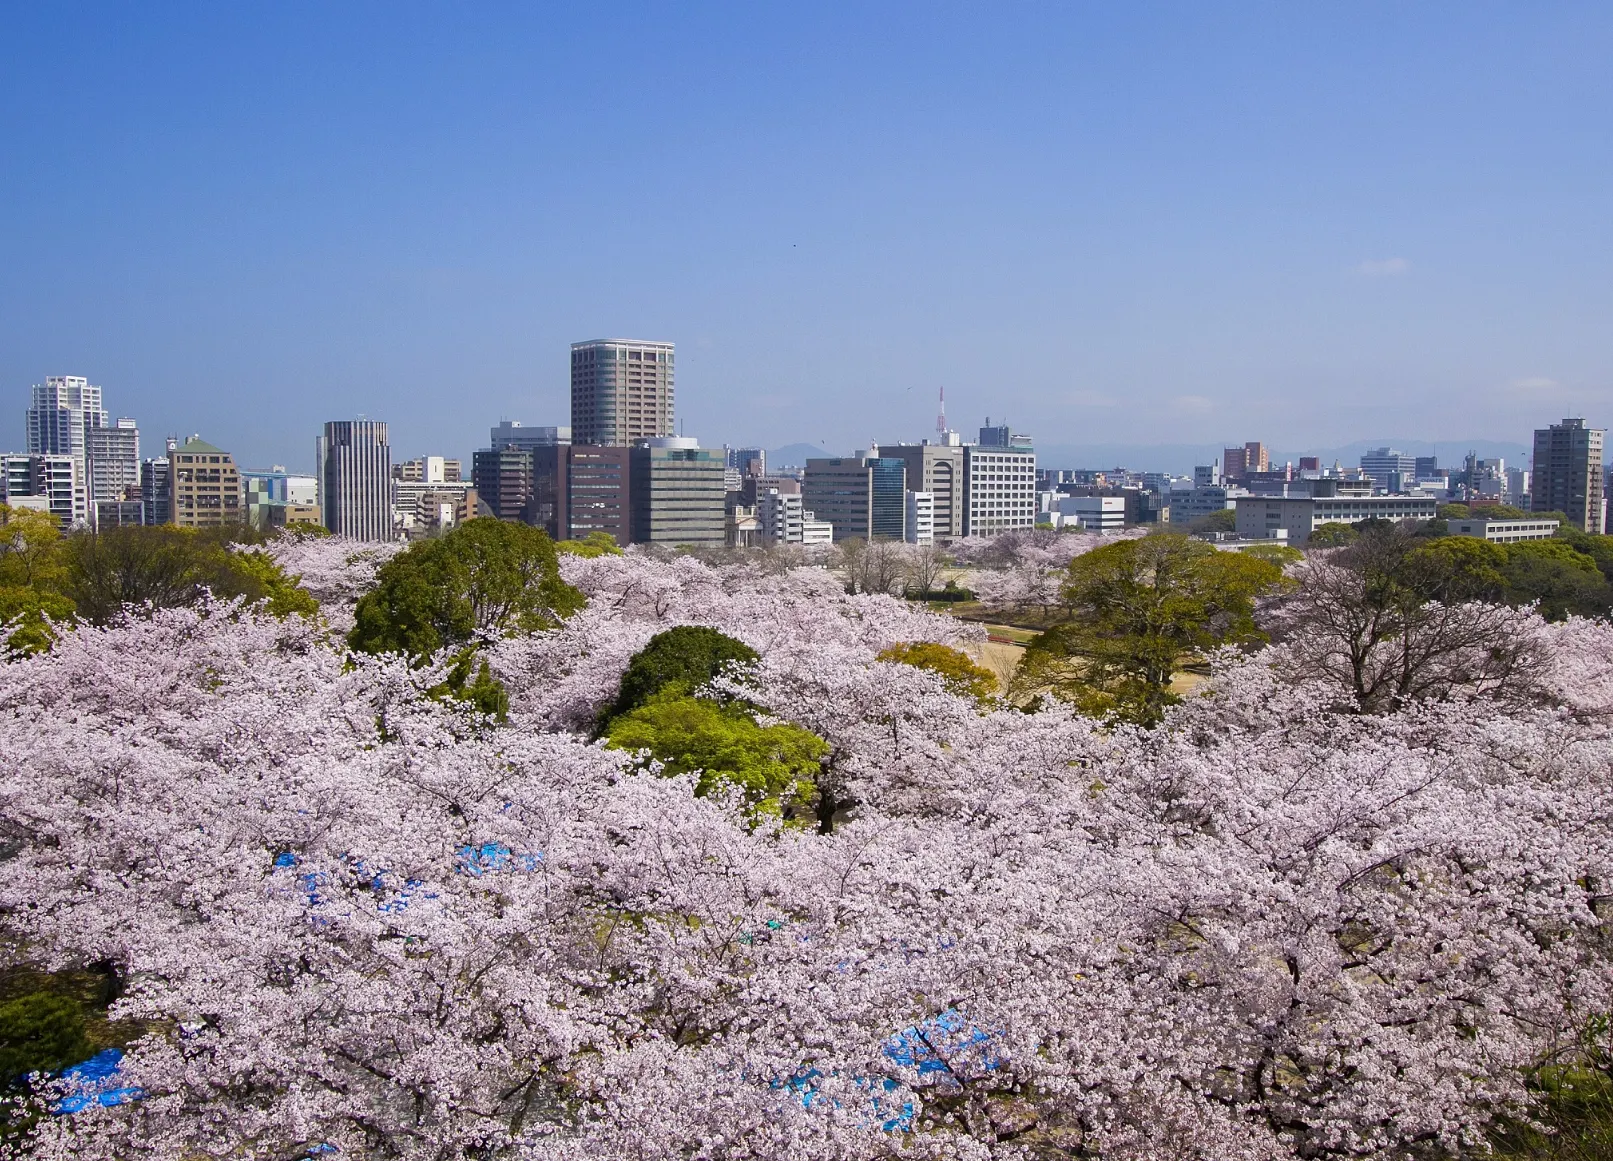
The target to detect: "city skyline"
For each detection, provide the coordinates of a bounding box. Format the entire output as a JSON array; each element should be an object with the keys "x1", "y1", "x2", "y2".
[{"x1": 3, "y1": 6, "x2": 1611, "y2": 468}]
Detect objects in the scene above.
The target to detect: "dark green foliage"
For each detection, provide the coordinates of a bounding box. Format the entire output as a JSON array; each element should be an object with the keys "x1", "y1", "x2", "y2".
[
  {"x1": 430, "y1": 650, "x2": 511, "y2": 719},
  {"x1": 60, "y1": 525, "x2": 314, "y2": 625},
  {"x1": 349, "y1": 520, "x2": 584, "y2": 658},
  {"x1": 1307, "y1": 522, "x2": 1359, "y2": 547},
  {"x1": 1185, "y1": 508, "x2": 1236, "y2": 536},
  {"x1": 0, "y1": 993, "x2": 90, "y2": 1084},
  {"x1": 604, "y1": 625, "x2": 759, "y2": 726}
]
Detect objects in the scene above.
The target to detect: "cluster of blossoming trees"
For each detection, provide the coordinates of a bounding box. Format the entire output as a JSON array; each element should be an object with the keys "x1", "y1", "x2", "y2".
[{"x1": 3, "y1": 533, "x2": 1612, "y2": 1159}]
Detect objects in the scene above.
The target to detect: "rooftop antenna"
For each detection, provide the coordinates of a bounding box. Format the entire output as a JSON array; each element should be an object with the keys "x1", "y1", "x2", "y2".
[{"x1": 936, "y1": 386, "x2": 947, "y2": 438}]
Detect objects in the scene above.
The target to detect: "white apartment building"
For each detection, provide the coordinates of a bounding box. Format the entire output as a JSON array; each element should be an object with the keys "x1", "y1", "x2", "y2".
[
  {"x1": 758, "y1": 488, "x2": 806, "y2": 544},
  {"x1": 2, "y1": 452, "x2": 86, "y2": 528},
  {"x1": 905, "y1": 490, "x2": 935, "y2": 544},
  {"x1": 963, "y1": 445, "x2": 1036, "y2": 537},
  {"x1": 1234, "y1": 494, "x2": 1438, "y2": 545}
]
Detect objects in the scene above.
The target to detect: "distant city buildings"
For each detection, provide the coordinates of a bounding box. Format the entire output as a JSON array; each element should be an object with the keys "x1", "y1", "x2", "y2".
[
  {"x1": 570, "y1": 339, "x2": 674, "y2": 446},
  {"x1": 318, "y1": 420, "x2": 392, "y2": 540},
  {"x1": 803, "y1": 449, "x2": 908, "y2": 542},
  {"x1": 1531, "y1": 418, "x2": 1605, "y2": 533},
  {"x1": 243, "y1": 466, "x2": 322, "y2": 530},
  {"x1": 963, "y1": 437, "x2": 1036, "y2": 537},
  {"x1": 489, "y1": 422, "x2": 569, "y2": 453},
  {"x1": 878, "y1": 443, "x2": 965, "y2": 539},
  {"x1": 1222, "y1": 442, "x2": 1268, "y2": 482}
]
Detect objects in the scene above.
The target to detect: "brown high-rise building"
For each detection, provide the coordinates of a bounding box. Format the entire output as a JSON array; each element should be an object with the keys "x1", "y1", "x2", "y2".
[
  {"x1": 1223, "y1": 441, "x2": 1269, "y2": 482},
  {"x1": 169, "y1": 435, "x2": 242, "y2": 528},
  {"x1": 1532, "y1": 418, "x2": 1605, "y2": 533},
  {"x1": 570, "y1": 339, "x2": 674, "y2": 446},
  {"x1": 532, "y1": 445, "x2": 634, "y2": 546}
]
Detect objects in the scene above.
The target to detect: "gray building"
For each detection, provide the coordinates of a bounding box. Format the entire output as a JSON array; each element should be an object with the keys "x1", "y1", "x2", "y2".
[
  {"x1": 1234, "y1": 493, "x2": 1438, "y2": 545},
  {"x1": 571, "y1": 339, "x2": 675, "y2": 446},
  {"x1": 963, "y1": 443, "x2": 1036, "y2": 537},
  {"x1": 141, "y1": 453, "x2": 172, "y2": 527},
  {"x1": 318, "y1": 419, "x2": 393, "y2": 541},
  {"x1": 1532, "y1": 418, "x2": 1605, "y2": 533},
  {"x1": 877, "y1": 443, "x2": 965, "y2": 540},
  {"x1": 1359, "y1": 447, "x2": 1418, "y2": 491},
  {"x1": 490, "y1": 421, "x2": 570, "y2": 452},
  {"x1": 629, "y1": 439, "x2": 725, "y2": 546},
  {"x1": 803, "y1": 451, "x2": 908, "y2": 542}
]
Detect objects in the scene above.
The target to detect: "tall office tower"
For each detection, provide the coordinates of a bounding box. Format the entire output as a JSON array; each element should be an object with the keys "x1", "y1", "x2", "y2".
[
  {"x1": 878, "y1": 443, "x2": 965, "y2": 539},
  {"x1": 570, "y1": 339, "x2": 675, "y2": 446},
  {"x1": 169, "y1": 436, "x2": 243, "y2": 528},
  {"x1": 1532, "y1": 418, "x2": 1605, "y2": 533},
  {"x1": 802, "y1": 449, "x2": 907, "y2": 542},
  {"x1": 963, "y1": 441, "x2": 1037, "y2": 537},
  {"x1": 87, "y1": 418, "x2": 140, "y2": 510},
  {"x1": 317, "y1": 420, "x2": 393, "y2": 540},
  {"x1": 490, "y1": 421, "x2": 571, "y2": 453},
  {"x1": 629, "y1": 439, "x2": 726, "y2": 546}
]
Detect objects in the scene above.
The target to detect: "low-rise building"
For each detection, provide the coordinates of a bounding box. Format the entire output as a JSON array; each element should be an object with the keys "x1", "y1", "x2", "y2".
[
  {"x1": 1058, "y1": 494, "x2": 1126, "y2": 533},
  {"x1": 1448, "y1": 517, "x2": 1560, "y2": 544},
  {"x1": 801, "y1": 513, "x2": 834, "y2": 546},
  {"x1": 1234, "y1": 494, "x2": 1438, "y2": 545},
  {"x1": 1, "y1": 452, "x2": 82, "y2": 528}
]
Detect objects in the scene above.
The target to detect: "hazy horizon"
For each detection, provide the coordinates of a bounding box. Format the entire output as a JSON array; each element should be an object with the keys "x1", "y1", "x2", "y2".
[{"x1": 3, "y1": 5, "x2": 1610, "y2": 469}]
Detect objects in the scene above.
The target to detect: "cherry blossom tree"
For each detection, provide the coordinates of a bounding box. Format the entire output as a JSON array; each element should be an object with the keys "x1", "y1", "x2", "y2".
[{"x1": 1, "y1": 540, "x2": 1610, "y2": 1160}]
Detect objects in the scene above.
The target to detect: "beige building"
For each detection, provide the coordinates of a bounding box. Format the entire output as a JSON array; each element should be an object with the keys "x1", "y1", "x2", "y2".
[{"x1": 169, "y1": 436, "x2": 242, "y2": 528}]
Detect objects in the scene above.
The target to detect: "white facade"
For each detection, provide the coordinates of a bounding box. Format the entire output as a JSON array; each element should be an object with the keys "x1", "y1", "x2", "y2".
[
  {"x1": 1449, "y1": 517, "x2": 1559, "y2": 544},
  {"x1": 905, "y1": 490, "x2": 934, "y2": 544},
  {"x1": 758, "y1": 488, "x2": 805, "y2": 544},
  {"x1": 1059, "y1": 495, "x2": 1126, "y2": 532},
  {"x1": 801, "y1": 514, "x2": 834, "y2": 545},
  {"x1": 1, "y1": 452, "x2": 83, "y2": 528},
  {"x1": 319, "y1": 420, "x2": 394, "y2": 541},
  {"x1": 1234, "y1": 494, "x2": 1438, "y2": 545},
  {"x1": 963, "y1": 445, "x2": 1036, "y2": 537}
]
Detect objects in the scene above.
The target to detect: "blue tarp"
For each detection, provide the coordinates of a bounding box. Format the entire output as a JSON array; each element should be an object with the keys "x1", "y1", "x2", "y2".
[{"x1": 53, "y1": 1049, "x2": 143, "y2": 1114}]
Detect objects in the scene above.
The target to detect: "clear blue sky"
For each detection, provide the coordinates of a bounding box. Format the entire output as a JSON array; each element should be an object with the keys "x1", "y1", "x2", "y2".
[{"x1": 2, "y1": 3, "x2": 1610, "y2": 469}]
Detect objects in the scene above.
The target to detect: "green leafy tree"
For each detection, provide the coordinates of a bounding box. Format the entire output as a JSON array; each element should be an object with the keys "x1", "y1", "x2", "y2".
[
  {"x1": 877, "y1": 641, "x2": 997, "y2": 703},
  {"x1": 1307, "y1": 522, "x2": 1359, "y2": 548},
  {"x1": 1016, "y1": 533, "x2": 1286, "y2": 725},
  {"x1": 1185, "y1": 508, "x2": 1236, "y2": 536},
  {"x1": 605, "y1": 691, "x2": 827, "y2": 818},
  {"x1": 0, "y1": 992, "x2": 90, "y2": 1085},
  {"x1": 350, "y1": 520, "x2": 584, "y2": 658},
  {"x1": 1501, "y1": 540, "x2": 1613, "y2": 620},
  {"x1": 60, "y1": 526, "x2": 312, "y2": 626},
  {"x1": 1555, "y1": 528, "x2": 1613, "y2": 586},
  {"x1": 604, "y1": 626, "x2": 759, "y2": 725},
  {"x1": 556, "y1": 531, "x2": 623, "y2": 558}
]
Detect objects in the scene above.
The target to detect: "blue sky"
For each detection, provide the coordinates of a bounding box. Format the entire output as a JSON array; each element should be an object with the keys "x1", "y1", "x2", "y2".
[{"x1": 2, "y1": 3, "x2": 1610, "y2": 469}]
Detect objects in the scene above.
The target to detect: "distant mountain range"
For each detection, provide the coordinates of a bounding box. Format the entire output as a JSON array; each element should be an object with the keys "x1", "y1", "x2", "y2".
[{"x1": 772, "y1": 439, "x2": 1532, "y2": 477}]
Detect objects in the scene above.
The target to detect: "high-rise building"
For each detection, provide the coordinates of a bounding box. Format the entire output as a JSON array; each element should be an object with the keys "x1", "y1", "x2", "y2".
[
  {"x1": 141, "y1": 451, "x2": 173, "y2": 527},
  {"x1": 1532, "y1": 418, "x2": 1605, "y2": 533},
  {"x1": 570, "y1": 339, "x2": 675, "y2": 446},
  {"x1": 877, "y1": 443, "x2": 965, "y2": 539},
  {"x1": 489, "y1": 422, "x2": 571, "y2": 453},
  {"x1": 629, "y1": 439, "x2": 725, "y2": 546},
  {"x1": 317, "y1": 420, "x2": 392, "y2": 540},
  {"x1": 726, "y1": 447, "x2": 767, "y2": 477},
  {"x1": 1359, "y1": 447, "x2": 1418, "y2": 491},
  {"x1": 963, "y1": 442, "x2": 1036, "y2": 537},
  {"x1": 1222, "y1": 442, "x2": 1269, "y2": 482},
  {"x1": 27, "y1": 376, "x2": 106, "y2": 463},
  {"x1": 531, "y1": 445, "x2": 634, "y2": 545},
  {"x1": 169, "y1": 436, "x2": 243, "y2": 528},
  {"x1": 802, "y1": 450, "x2": 908, "y2": 542},
  {"x1": 87, "y1": 418, "x2": 140, "y2": 516}
]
